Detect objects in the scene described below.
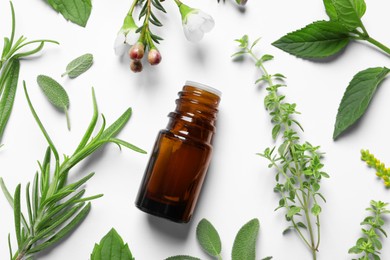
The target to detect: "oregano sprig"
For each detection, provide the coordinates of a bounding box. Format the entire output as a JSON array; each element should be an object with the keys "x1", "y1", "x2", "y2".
[
  {"x1": 233, "y1": 35, "x2": 328, "y2": 260},
  {"x1": 349, "y1": 200, "x2": 390, "y2": 260},
  {"x1": 272, "y1": 0, "x2": 390, "y2": 139},
  {"x1": 361, "y1": 150, "x2": 390, "y2": 187},
  {"x1": 1, "y1": 82, "x2": 145, "y2": 260},
  {"x1": 0, "y1": 2, "x2": 58, "y2": 143}
]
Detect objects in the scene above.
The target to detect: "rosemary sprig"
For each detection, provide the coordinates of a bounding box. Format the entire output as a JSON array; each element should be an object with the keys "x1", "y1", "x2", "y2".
[
  {"x1": 0, "y1": 2, "x2": 58, "y2": 143},
  {"x1": 137, "y1": 0, "x2": 165, "y2": 47},
  {"x1": 1, "y1": 82, "x2": 145, "y2": 260},
  {"x1": 233, "y1": 35, "x2": 328, "y2": 260}
]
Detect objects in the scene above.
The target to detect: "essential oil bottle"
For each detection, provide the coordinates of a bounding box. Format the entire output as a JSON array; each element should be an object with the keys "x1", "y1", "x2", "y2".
[{"x1": 135, "y1": 81, "x2": 221, "y2": 223}]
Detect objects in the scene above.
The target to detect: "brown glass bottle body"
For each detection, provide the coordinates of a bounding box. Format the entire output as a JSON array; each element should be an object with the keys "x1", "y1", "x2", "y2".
[{"x1": 135, "y1": 82, "x2": 221, "y2": 223}]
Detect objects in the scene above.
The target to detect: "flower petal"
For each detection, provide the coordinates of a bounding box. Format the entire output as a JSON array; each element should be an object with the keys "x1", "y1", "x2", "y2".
[{"x1": 114, "y1": 33, "x2": 127, "y2": 56}]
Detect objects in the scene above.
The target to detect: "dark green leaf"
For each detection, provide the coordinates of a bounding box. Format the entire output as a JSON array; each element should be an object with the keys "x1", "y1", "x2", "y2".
[
  {"x1": 37, "y1": 75, "x2": 71, "y2": 130},
  {"x1": 232, "y1": 218, "x2": 260, "y2": 260},
  {"x1": 330, "y1": 0, "x2": 365, "y2": 30},
  {"x1": 333, "y1": 67, "x2": 390, "y2": 139},
  {"x1": 0, "y1": 59, "x2": 20, "y2": 142},
  {"x1": 91, "y1": 228, "x2": 134, "y2": 260},
  {"x1": 46, "y1": 0, "x2": 92, "y2": 27},
  {"x1": 323, "y1": 0, "x2": 338, "y2": 20},
  {"x1": 272, "y1": 21, "x2": 350, "y2": 59},
  {"x1": 196, "y1": 219, "x2": 222, "y2": 257},
  {"x1": 165, "y1": 256, "x2": 200, "y2": 260},
  {"x1": 62, "y1": 53, "x2": 93, "y2": 78}
]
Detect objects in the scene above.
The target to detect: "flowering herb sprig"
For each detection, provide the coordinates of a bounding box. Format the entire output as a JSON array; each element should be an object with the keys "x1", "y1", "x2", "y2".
[
  {"x1": 233, "y1": 35, "x2": 328, "y2": 260},
  {"x1": 361, "y1": 150, "x2": 390, "y2": 187},
  {"x1": 349, "y1": 200, "x2": 390, "y2": 260},
  {"x1": 114, "y1": 0, "x2": 215, "y2": 73}
]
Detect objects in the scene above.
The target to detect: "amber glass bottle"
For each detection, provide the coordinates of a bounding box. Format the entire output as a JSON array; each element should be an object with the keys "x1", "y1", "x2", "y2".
[{"x1": 135, "y1": 81, "x2": 221, "y2": 223}]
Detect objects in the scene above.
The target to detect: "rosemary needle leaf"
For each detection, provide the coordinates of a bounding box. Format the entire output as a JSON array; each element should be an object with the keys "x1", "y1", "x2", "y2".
[
  {"x1": 165, "y1": 256, "x2": 201, "y2": 260},
  {"x1": 62, "y1": 53, "x2": 94, "y2": 78},
  {"x1": 14, "y1": 184, "x2": 22, "y2": 250},
  {"x1": 36, "y1": 75, "x2": 71, "y2": 130}
]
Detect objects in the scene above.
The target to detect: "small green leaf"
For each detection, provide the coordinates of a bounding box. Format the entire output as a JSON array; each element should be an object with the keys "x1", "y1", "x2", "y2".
[
  {"x1": 232, "y1": 218, "x2": 260, "y2": 260},
  {"x1": 196, "y1": 219, "x2": 222, "y2": 257},
  {"x1": 37, "y1": 75, "x2": 71, "y2": 130},
  {"x1": 287, "y1": 206, "x2": 301, "y2": 218},
  {"x1": 272, "y1": 20, "x2": 350, "y2": 59},
  {"x1": 165, "y1": 256, "x2": 201, "y2": 260},
  {"x1": 330, "y1": 0, "x2": 365, "y2": 30},
  {"x1": 47, "y1": 0, "x2": 92, "y2": 27},
  {"x1": 91, "y1": 228, "x2": 134, "y2": 260},
  {"x1": 62, "y1": 53, "x2": 93, "y2": 78},
  {"x1": 311, "y1": 204, "x2": 322, "y2": 216},
  {"x1": 333, "y1": 67, "x2": 390, "y2": 139}
]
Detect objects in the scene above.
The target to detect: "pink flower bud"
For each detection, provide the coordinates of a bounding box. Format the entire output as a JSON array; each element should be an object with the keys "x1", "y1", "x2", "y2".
[
  {"x1": 129, "y1": 42, "x2": 145, "y2": 60},
  {"x1": 130, "y1": 60, "x2": 143, "y2": 73},
  {"x1": 148, "y1": 49, "x2": 162, "y2": 65}
]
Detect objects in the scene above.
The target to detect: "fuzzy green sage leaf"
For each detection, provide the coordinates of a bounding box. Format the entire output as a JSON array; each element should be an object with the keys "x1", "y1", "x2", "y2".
[
  {"x1": 47, "y1": 0, "x2": 92, "y2": 27},
  {"x1": 62, "y1": 53, "x2": 93, "y2": 78},
  {"x1": 196, "y1": 218, "x2": 222, "y2": 258},
  {"x1": 91, "y1": 228, "x2": 134, "y2": 260},
  {"x1": 333, "y1": 67, "x2": 390, "y2": 139},
  {"x1": 37, "y1": 75, "x2": 71, "y2": 130},
  {"x1": 272, "y1": 21, "x2": 350, "y2": 59},
  {"x1": 232, "y1": 218, "x2": 260, "y2": 260}
]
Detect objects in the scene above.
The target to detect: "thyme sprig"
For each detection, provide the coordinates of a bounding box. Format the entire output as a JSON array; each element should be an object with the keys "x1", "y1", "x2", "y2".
[
  {"x1": 233, "y1": 35, "x2": 329, "y2": 260},
  {"x1": 0, "y1": 82, "x2": 145, "y2": 260},
  {"x1": 349, "y1": 200, "x2": 390, "y2": 260},
  {"x1": 361, "y1": 150, "x2": 390, "y2": 187},
  {"x1": 0, "y1": 2, "x2": 58, "y2": 143}
]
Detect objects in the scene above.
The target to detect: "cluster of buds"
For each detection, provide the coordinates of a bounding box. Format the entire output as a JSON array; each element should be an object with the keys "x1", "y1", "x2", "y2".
[
  {"x1": 129, "y1": 42, "x2": 162, "y2": 73},
  {"x1": 361, "y1": 149, "x2": 390, "y2": 187}
]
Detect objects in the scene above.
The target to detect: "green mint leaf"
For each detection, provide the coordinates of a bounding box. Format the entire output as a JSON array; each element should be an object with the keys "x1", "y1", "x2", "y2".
[
  {"x1": 272, "y1": 21, "x2": 350, "y2": 59},
  {"x1": 46, "y1": 0, "x2": 92, "y2": 27},
  {"x1": 36, "y1": 75, "x2": 71, "y2": 130},
  {"x1": 196, "y1": 218, "x2": 222, "y2": 257},
  {"x1": 165, "y1": 256, "x2": 201, "y2": 260},
  {"x1": 232, "y1": 218, "x2": 260, "y2": 260},
  {"x1": 62, "y1": 53, "x2": 93, "y2": 78},
  {"x1": 330, "y1": 0, "x2": 365, "y2": 30},
  {"x1": 0, "y1": 59, "x2": 20, "y2": 142},
  {"x1": 333, "y1": 67, "x2": 390, "y2": 139},
  {"x1": 323, "y1": 0, "x2": 338, "y2": 20},
  {"x1": 91, "y1": 228, "x2": 134, "y2": 260}
]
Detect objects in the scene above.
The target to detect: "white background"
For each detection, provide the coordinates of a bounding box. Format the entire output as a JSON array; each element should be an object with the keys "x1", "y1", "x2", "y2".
[{"x1": 1, "y1": 0, "x2": 390, "y2": 259}]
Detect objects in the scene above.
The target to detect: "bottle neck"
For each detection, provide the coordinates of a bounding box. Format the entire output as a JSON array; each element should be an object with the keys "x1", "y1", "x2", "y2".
[{"x1": 167, "y1": 84, "x2": 221, "y2": 144}]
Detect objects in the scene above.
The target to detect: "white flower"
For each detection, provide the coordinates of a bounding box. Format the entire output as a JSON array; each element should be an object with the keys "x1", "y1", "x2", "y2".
[
  {"x1": 114, "y1": 15, "x2": 138, "y2": 56},
  {"x1": 181, "y1": 9, "x2": 215, "y2": 43}
]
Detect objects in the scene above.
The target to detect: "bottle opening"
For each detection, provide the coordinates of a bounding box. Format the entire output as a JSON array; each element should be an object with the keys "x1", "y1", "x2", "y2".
[{"x1": 185, "y1": 80, "x2": 222, "y2": 97}]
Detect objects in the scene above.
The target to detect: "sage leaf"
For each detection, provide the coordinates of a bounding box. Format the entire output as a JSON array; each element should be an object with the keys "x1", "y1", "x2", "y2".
[
  {"x1": 272, "y1": 21, "x2": 350, "y2": 59},
  {"x1": 232, "y1": 219, "x2": 259, "y2": 260},
  {"x1": 46, "y1": 0, "x2": 92, "y2": 27},
  {"x1": 165, "y1": 256, "x2": 201, "y2": 260},
  {"x1": 333, "y1": 67, "x2": 390, "y2": 139},
  {"x1": 196, "y1": 218, "x2": 222, "y2": 257},
  {"x1": 91, "y1": 228, "x2": 134, "y2": 260},
  {"x1": 0, "y1": 59, "x2": 20, "y2": 142},
  {"x1": 62, "y1": 53, "x2": 93, "y2": 78},
  {"x1": 36, "y1": 75, "x2": 71, "y2": 130},
  {"x1": 330, "y1": 0, "x2": 365, "y2": 30}
]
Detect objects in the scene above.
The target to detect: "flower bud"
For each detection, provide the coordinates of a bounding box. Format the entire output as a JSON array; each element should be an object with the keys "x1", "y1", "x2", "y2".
[
  {"x1": 130, "y1": 60, "x2": 143, "y2": 73},
  {"x1": 235, "y1": 0, "x2": 248, "y2": 5},
  {"x1": 129, "y1": 42, "x2": 145, "y2": 60},
  {"x1": 148, "y1": 48, "x2": 162, "y2": 65}
]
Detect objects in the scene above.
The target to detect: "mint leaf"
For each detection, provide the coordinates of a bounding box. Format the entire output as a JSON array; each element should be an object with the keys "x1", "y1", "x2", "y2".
[
  {"x1": 165, "y1": 256, "x2": 201, "y2": 260},
  {"x1": 333, "y1": 67, "x2": 390, "y2": 139},
  {"x1": 330, "y1": 0, "x2": 365, "y2": 30},
  {"x1": 36, "y1": 75, "x2": 71, "y2": 130},
  {"x1": 91, "y1": 228, "x2": 134, "y2": 260},
  {"x1": 323, "y1": 0, "x2": 338, "y2": 20},
  {"x1": 196, "y1": 219, "x2": 222, "y2": 257},
  {"x1": 272, "y1": 21, "x2": 350, "y2": 59},
  {"x1": 47, "y1": 0, "x2": 92, "y2": 27},
  {"x1": 62, "y1": 53, "x2": 93, "y2": 78},
  {"x1": 232, "y1": 219, "x2": 260, "y2": 260}
]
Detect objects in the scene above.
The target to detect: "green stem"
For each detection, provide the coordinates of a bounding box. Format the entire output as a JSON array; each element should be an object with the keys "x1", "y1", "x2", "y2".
[
  {"x1": 366, "y1": 36, "x2": 390, "y2": 55},
  {"x1": 128, "y1": 0, "x2": 138, "y2": 15}
]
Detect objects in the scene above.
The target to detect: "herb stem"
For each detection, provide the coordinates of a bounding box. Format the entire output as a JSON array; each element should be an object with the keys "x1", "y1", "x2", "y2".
[
  {"x1": 129, "y1": 0, "x2": 139, "y2": 15},
  {"x1": 366, "y1": 36, "x2": 390, "y2": 55}
]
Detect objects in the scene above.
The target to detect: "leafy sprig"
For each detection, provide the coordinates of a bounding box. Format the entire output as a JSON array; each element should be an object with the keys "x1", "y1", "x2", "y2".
[
  {"x1": 272, "y1": 0, "x2": 390, "y2": 139},
  {"x1": 349, "y1": 200, "x2": 390, "y2": 260},
  {"x1": 233, "y1": 35, "x2": 328, "y2": 260},
  {"x1": 91, "y1": 228, "x2": 134, "y2": 260},
  {"x1": 0, "y1": 82, "x2": 145, "y2": 260},
  {"x1": 0, "y1": 2, "x2": 58, "y2": 143},
  {"x1": 361, "y1": 150, "x2": 390, "y2": 187}
]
